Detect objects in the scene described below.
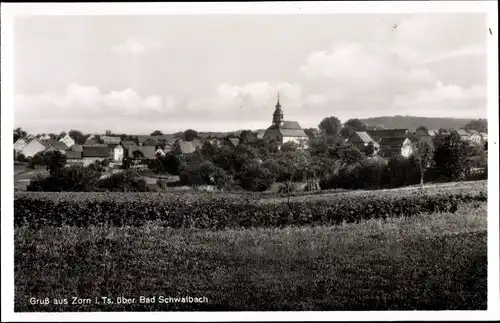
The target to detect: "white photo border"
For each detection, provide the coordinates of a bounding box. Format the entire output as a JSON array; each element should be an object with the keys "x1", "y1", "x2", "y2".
[{"x1": 1, "y1": 1, "x2": 499, "y2": 321}]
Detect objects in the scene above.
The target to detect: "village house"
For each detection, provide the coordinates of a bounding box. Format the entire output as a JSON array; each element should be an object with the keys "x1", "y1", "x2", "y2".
[
  {"x1": 14, "y1": 138, "x2": 28, "y2": 153},
  {"x1": 107, "y1": 142, "x2": 125, "y2": 162},
  {"x1": 128, "y1": 145, "x2": 156, "y2": 160},
  {"x1": 81, "y1": 145, "x2": 109, "y2": 167},
  {"x1": 173, "y1": 140, "x2": 197, "y2": 155},
  {"x1": 365, "y1": 129, "x2": 409, "y2": 143},
  {"x1": 58, "y1": 134, "x2": 75, "y2": 148},
  {"x1": 378, "y1": 137, "x2": 413, "y2": 158},
  {"x1": 452, "y1": 129, "x2": 470, "y2": 141},
  {"x1": 347, "y1": 132, "x2": 380, "y2": 154},
  {"x1": 263, "y1": 95, "x2": 308, "y2": 148},
  {"x1": 42, "y1": 140, "x2": 68, "y2": 155},
  {"x1": 101, "y1": 136, "x2": 122, "y2": 145},
  {"x1": 480, "y1": 132, "x2": 488, "y2": 142},
  {"x1": 19, "y1": 138, "x2": 46, "y2": 158},
  {"x1": 465, "y1": 130, "x2": 482, "y2": 144}
]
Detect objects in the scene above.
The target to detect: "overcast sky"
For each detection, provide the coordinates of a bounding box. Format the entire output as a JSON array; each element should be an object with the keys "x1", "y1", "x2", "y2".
[{"x1": 14, "y1": 14, "x2": 488, "y2": 134}]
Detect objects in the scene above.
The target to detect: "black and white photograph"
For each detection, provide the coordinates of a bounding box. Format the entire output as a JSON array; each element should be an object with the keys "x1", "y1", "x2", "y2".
[{"x1": 1, "y1": 2, "x2": 499, "y2": 321}]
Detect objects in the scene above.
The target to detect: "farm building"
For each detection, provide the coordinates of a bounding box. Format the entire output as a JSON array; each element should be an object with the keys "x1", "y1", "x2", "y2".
[
  {"x1": 58, "y1": 134, "x2": 75, "y2": 148},
  {"x1": 347, "y1": 132, "x2": 380, "y2": 153},
  {"x1": 14, "y1": 138, "x2": 28, "y2": 152},
  {"x1": 378, "y1": 137, "x2": 413, "y2": 158},
  {"x1": 82, "y1": 145, "x2": 109, "y2": 166},
  {"x1": 19, "y1": 139, "x2": 46, "y2": 158}
]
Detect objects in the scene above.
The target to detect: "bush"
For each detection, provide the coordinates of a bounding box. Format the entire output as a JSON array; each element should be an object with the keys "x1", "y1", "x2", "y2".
[
  {"x1": 26, "y1": 166, "x2": 101, "y2": 192},
  {"x1": 14, "y1": 189, "x2": 486, "y2": 229},
  {"x1": 98, "y1": 170, "x2": 149, "y2": 192},
  {"x1": 237, "y1": 160, "x2": 276, "y2": 192}
]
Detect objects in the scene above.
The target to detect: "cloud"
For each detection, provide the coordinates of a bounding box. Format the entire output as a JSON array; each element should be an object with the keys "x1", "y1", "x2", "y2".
[
  {"x1": 420, "y1": 43, "x2": 487, "y2": 65},
  {"x1": 393, "y1": 81, "x2": 486, "y2": 106},
  {"x1": 109, "y1": 38, "x2": 161, "y2": 55},
  {"x1": 390, "y1": 81, "x2": 487, "y2": 118},
  {"x1": 15, "y1": 84, "x2": 176, "y2": 123}
]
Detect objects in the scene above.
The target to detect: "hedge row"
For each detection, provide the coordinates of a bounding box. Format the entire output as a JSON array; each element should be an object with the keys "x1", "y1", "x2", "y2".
[{"x1": 14, "y1": 190, "x2": 487, "y2": 229}]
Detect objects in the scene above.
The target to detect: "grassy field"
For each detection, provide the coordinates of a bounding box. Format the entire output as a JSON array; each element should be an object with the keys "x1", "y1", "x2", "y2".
[
  {"x1": 14, "y1": 201, "x2": 487, "y2": 311},
  {"x1": 14, "y1": 165, "x2": 48, "y2": 191}
]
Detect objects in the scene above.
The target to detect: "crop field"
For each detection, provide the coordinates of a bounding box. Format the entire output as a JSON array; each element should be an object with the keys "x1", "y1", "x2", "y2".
[{"x1": 14, "y1": 180, "x2": 488, "y2": 311}]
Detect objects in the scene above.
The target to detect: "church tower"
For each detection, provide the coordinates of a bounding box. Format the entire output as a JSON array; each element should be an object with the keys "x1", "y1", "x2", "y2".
[{"x1": 272, "y1": 93, "x2": 284, "y2": 127}]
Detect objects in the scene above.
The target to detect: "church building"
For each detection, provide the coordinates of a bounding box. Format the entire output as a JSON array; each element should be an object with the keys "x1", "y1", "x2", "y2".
[{"x1": 263, "y1": 95, "x2": 308, "y2": 148}]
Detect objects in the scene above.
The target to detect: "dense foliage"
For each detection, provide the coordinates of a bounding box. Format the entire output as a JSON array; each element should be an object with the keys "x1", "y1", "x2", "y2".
[{"x1": 15, "y1": 184, "x2": 486, "y2": 228}]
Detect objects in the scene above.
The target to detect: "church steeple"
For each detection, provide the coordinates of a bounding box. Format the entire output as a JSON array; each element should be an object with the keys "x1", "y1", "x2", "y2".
[{"x1": 272, "y1": 93, "x2": 284, "y2": 127}]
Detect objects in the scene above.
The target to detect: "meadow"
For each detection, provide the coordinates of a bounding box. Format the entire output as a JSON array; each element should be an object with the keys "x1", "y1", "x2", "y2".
[{"x1": 14, "y1": 181, "x2": 488, "y2": 311}]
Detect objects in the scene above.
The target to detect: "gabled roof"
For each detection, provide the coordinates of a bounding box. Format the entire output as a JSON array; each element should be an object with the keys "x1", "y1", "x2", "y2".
[
  {"x1": 479, "y1": 132, "x2": 488, "y2": 138},
  {"x1": 279, "y1": 128, "x2": 307, "y2": 137},
  {"x1": 454, "y1": 129, "x2": 469, "y2": 136},
  {"x1": 69, "y1": 144, "x2": 83, "y2": 152},
  {"x1": 228, "y1": 138, "x2": 240, "y2": 148},
  {"x1": 177, "y1": 140, "x2": 196, "y2": 154},
  {"x1": 255, "y1": 129, "x2": 266, "y2": 139},
  {"x1": 121, "y1": 140, "x2": 138, "y2": 148},
  {"x1": 352, "y1": 131, "x2": 374, "y2": 144},
  {"x1": 128, "y1": 146, "x2": 156, "y2": 159},
  {"x1": 101, "y1": 136, "x2": 122, "y2": 144},
  {"x1": 467, "y1": 129, "x2": 480, "y2": 135},
  {"x1": 66, "y1": 150, "x2": 82, "y2": 159},
  {"x1": 82, "y1": 146, "x2": 109, "y2": 158},
  {"x1": 366, "y1": 129, "x2": 408, "y2": 142},
  {"x1": 282, "y1": 121, "x2": 302, "y2": 130},
  {"x1": 379, "y1": 137, "x2": 409, "y2": 147},
  {"x1": 84, "y1": 138, "x2": 100, "y2": 145}
]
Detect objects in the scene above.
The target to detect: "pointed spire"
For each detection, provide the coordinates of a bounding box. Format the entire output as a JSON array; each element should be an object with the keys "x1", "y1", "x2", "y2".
[{"x1": 276, "y1": 93, "x2": 281, "y2": 108}]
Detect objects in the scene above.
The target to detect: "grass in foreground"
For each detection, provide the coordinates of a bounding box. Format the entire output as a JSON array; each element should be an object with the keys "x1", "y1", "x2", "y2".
[{"x1": 14, "y1": 203, "x2": 487, "y2": 311}]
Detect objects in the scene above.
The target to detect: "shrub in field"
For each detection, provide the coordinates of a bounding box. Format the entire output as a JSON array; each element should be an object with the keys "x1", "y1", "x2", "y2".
[
  {"x1": 14, "y1": 187, "x2": 486, "y2": 229},
  {"x1": 98, "y1": 170, "x2": 149, "y2": 192},
  {"x1": 26, "y1": 166, "x2": 101, "y2": 192}
]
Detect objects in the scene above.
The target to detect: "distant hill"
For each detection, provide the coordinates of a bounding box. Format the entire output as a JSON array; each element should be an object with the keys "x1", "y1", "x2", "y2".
[{"x1": 359, "y1": 116, "x2": 474, "y2": 131}]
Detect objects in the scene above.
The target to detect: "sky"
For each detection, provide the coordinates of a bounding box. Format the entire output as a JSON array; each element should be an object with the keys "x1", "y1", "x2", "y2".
[{"x1": 14, "y1": 14, "x2": 488, "y2": 134}]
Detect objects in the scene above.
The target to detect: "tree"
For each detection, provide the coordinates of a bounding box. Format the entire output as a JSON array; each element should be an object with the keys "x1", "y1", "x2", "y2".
[
  {"x1": 303, "y1": 128, "x2": 318, "y2": 139},
  {"x1": 132, "y1": 150, "x2": 145, "y2": 159},
  {"x1": 16, "y1": 153, "x2": 27, "y2": 163},
  {"x1": 44, "y1": 151, "x2": 67, "y2": 175},
  {"x1": 14, "y1": 127, "x2": 27, "y2": 142},
  {"x1": 327, "y1": 143, "x2": 364, "y2": 175},
  {"x1": 48, "y1": 133, "x2": 57, "y2": 139},
  {"x1": 151, "y1": 130, "x2": 163, "y2": 136},
  {"x1": 68, "y1": 130, "x2": 87, "y2": 145},
  {"x1": 340, "y1": 119, "x2": 367, "y2": 139},
  {"x1": 281, "y1": 141, "x2": 299, "y2": 152},
  {"x1": 364, "y1": 142, "x2": 375, "y2": 157},
  {"x1": 239, "y1": 130, "x2": 257, "y2": 144},
  {"x1": 318, "y1": 116, "x2": 342, "y2": 137},
  {"x1": 464, "y1": 119, "x2": 487, "y2": 133},
  {"x1": 280, "y1": 150, "x2": 310, "y2": 203},
  {"x1": 56, "y1": 131, "x2": 67, "y2": 141},
  {"x1": 105, "y1": 130, "x2": 114, "y2": 136},
  {"x1": 412, "y1": 139, "x2": 434, "y2": 191},
  {"x1": 416, "y1": 125, "x2": 428, "y2": 133},
  {"x1": 183, "y1": 129, "x2": 198, "y2": 141},
  {"x1": 433, "y1": 132, "x2": 470, "y2": 181}
]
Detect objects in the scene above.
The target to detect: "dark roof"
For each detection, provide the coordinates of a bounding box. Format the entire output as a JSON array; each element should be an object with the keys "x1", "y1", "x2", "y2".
[
  {"x1": 379, "y1": 137, "x2": 408, "y2": 147},
  {"x1": 352, "y1": 132, "x2": 374, "y2": 143},
  {"x1": 122, "y1": 140, "x2": 138, "y2": 147},
  {"x1": 66, "y1": 150, "x2": 82, "y2": 159},
  {"x1": 69, "y1": 144, "x2": 83, "y2": 152},
  {"x1": 454, "y1": 129, "x2": 469, "y2": 136},
  {"x1": 366, "y1": 129, "x2": 408, "y2": 142},
  {"x1": 467, "y1": 129, "x2": 480, "y2": 135},
  {"x1": 128, "y1": 146, "x2": 156, "y2": 159},
  {"x1": 282, "y1": 121, "x2": 302, "y2": 130},
  {"x1": 52, "y1": 141, "x2": 68, "y2": 150},
  {"x1": 84, "y1": 139, "x2": 100, "y2": 145},
  {"x1": 82, "y1": 146, "x2": 109, "y2": 158}
]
